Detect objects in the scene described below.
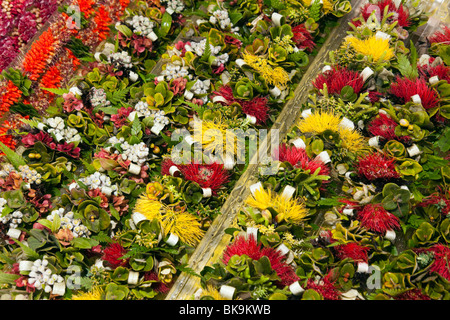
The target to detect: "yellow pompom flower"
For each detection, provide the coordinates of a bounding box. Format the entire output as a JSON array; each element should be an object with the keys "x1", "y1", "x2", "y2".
[
  {"x1": 72, "y1": 286, "x2": 104, "y2": 300},
  {"x1": 297, "y1": 110, "x2": 367, "y2": 154},
  {"x1": 245, "y1": 187, "x2": 309, "y2": 225},
  {"x1": 242, "y1": 52, "x2": 290, "y2": 89},
  {"x1": 344, "y1": 35, "x2": 394, "y2": 62},
  {"x1": 192, "y1": 118, "x2": 237, "y2": 156},
  {"x1": 134, "y1": 195, "x2": 205, "y2": 247}
]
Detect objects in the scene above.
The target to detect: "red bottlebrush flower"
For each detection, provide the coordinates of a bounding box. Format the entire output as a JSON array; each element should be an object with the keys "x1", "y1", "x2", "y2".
[
  {"x1": 110, "y1": 106, "x2": 133, "y2": 128},
  {"x1": 180, "y1": 162, "x2": 229, "y2": 195},
  {"x1": 389, "y1": 76, "x2": 439, "y2": 110},
  {"x1": 417, "y1": 189, "x2": 450, "y2": 216},
  {"x1": 291, "y1": 24, "x2": 315, "y2": 52},
  {"x1": 427, "y1": 244, "x2": 450, "y2": 282},
  {"x1": 306, "y1": 272, "x2": 341, "y2": 300},
  {"x1": 418, "y1": 57, "x2": 450, "y2": 83},
  {"x1": 144, "y1": 271, "x2": 171, "y2": 294},
  {"x1": 357, "y1": 203, "x2": 401, "y2": 234},
  {"x1": 361, "y1": 0, "x2": 411, "y2": 28},
  {"x1": 355, "y1": 152, "x2": 400, "y2": 181},
  {"x1": 429, "y1": 25, "x2": 450, "y2": 45},
  {"x1": 367, "y1": 90, "x2": 383, "y2": 103},
  {"x1": 241, "y1": 97, "x2": 269, "y2": 125},
  {"x1": 367, "y1": 113, "x2": 410, "y2": 143},
  {"x1": 312, "y1": 66, "x2": 364, "y2": 96},
  {"x1": 102, "y1": 242, "x2": 129, "y2": 269},
  {"x1": 161, "y1": 158, "x2": 181, "y2": 176},
  {"x1": 211, "y1": 86, "x2": 269, "y2": 125},
  {"x1": 334, "y1": 242, "x2": 370, "y2": 263},
  {"x1": 222, "y1": 235, "x2": 299, "y2": 287},
  {"x1": 275, "y1": 143, "x2": 330, "y2": 178}
]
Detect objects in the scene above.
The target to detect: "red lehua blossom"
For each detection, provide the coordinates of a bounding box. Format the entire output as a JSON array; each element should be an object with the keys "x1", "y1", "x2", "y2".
[
  {"x1": 334, "y1": 242, "x2": 370, "y2": 263},
  {"x1": 144, "y1": 271, "x2": 171, "y2": 294},
  {"x1": 275, "y1": 143, "x2": 330, "y2": 178},
  {"x1": 427, "y1": 244, "x2": 450, "y2": 282},
  {"x1": 393, "y1": 288, "x2": 431, "y2": 300},
  {"x1": 361, "y1": 0, "x2": 411, "y2": 28},
  {"x1": 180, "y1": 162, "x2": 229, "y2": 195},
  {"x1": 416, "y1": 189, "x2": 450, "y2": 216},
  {"x1": 211, "y1": 86, "x2": 269, "y2": 125},
  {"x1": 389, "y1": 76, "x2": 439, "y2": 110},
  {"x1": 357, "y1": 203, "x2": 401, "y2": 234},
  {"x1": 313, "y1": 66, "x2": 364, "y2": 95},
  {"x1": 161, "y1": 158, "x2": 181, "y2": 176},
  {"x1": 367, "y1": 113, "x2": 411, "y2": 143},
  {"x1": 356, "y1": 152, "x2": 400, "y2": 181},
  {"x1": 367, "y1": 90, "x2": 383, "y2": 103},
  {"x1": 241, "y1": 97, "x2": 270, "y2": 125},
  {"x1": 292, "y1": 24, "x2": 315, "y2": 52},
  {"x1": 222, "y1": 235, "x2": 299, "y2": 287},
  {"x1": 102, "y1": 242, "x2": 129, "y2": 269},
  {"x1": 306, "y1": 272, "x2": 341, "y2": 300},
  {"x1": 429, "y1": 25, "x2": 450, "y2": 45},
  {"x1": 418, "y1": 57, "x2": 450, "y2": 82}
]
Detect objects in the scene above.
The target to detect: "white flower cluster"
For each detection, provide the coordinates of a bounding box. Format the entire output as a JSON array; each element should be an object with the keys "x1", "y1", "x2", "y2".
[
  {"x1": 0, "y1": 164, "x2": 42, "y2": 185},
  {"x1": 191, "y1": 79, "x2": 211, "y2": 96},
  {"x1": 44, "y1": 117, "x2": 81, "y2": 144},
  {"x1": 161, "y1": 0, "x2": 185, "y2": 15},
  {"x1": 212, "y1": 53, "x2": 229, "y2": 66},
  {"x1": 126, "y1": 15, "x2": 158, "y2": 41},
  {"x1": 47, "y1": 208, "x2": 91, "y2": 238},
  {"x1": 0, "y1": 210, "x2": 23, "y2": 229},
  {"x1": 27, "y1": 259, "x2": 64, "y2": 293},
  {"x1": 79, "y1": 171, "x2": 119, "y2": 196},
  {"x1": 153, "y1": 110, "x2": 170, "y2": 126},
  {"x1": 18, "y1": 165, "x2": 42, "y2": 185},
  {"x1": 120, "y1": 141, "x2": 149, "y2": 165},
  {"x1": 89, "y1": 87, "x2": 111, "y2": 108},
  {"x1": 107, "y1": 51, "x2": 133, "y2": 69},
  {"x1": 209, "y1": 10, "x2": 239, "y2": 32},
  {"x1": 134, "y1": 101, "x2": 152, "y2": 118},
  {"x1": 160, "y1": 62, "x2": 190, "y2": 80},
  {"x1": 188, "y1": 38, "x2": 221, "y2": 57}
]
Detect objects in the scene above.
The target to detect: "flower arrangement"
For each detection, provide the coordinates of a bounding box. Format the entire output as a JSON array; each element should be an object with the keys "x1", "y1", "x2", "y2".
[
  {"x1": 0, "y1": 0, "x2": 358, "y2": 300},
  {"x1": 196, "y1": 0, "x2": 450, "y2": 301}
]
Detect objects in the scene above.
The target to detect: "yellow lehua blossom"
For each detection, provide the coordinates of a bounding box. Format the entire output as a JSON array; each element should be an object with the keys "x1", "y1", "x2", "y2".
[
  {"x1": 72, "y1": 286, "x2": 104, "y2": 300},
  {"x1": 192, "y1": 119, "x2": 237, "y2": 156},
  {"x1": 200, "y1": 284, "x2": 228, "y2": 300},
  {"x1": 344, "y1": 35, "x2": 394, "y2": 62},
  {"x1": 242, "y1": 52, "x2": 290, "y2": 89},
  {"x1": 297, "y1": 110, "x2": 367, "y2": 153},
  {"x1": 134, "y1": 195, "x2": 205, "y2": 246},
  {"x1": 245, "y1": 187, "x2": 309, "y2": 225}
]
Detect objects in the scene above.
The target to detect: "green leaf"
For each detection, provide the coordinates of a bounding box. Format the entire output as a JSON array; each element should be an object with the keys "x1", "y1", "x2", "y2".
[
  {"x1": 159, "y1": 12, "x2": 172, "y2": 38},
  {"x1": 131, "y1": 114, "x2": 142, "y2": 136},
  {"x1": 0, "y1": 272, "x2": 20, "y2": 285},
  {"x1": 12, "y1": 239, "x2": 39, "y2": 260},
  {"x1": 0, "y1": 142, "x2": 27, "y2": 169},
  {"x1": 41, "y1": 87, "x2": 69, "y2": 95},
  {"x1": 396, "y1": 54, "x2": 418, "y2": 79},
  {"x1": 51, "y1": 213, "x2": 61, "y2": 233},
  {"x1": 71, "y1": 237, "x2": 99, "y2": 249}
]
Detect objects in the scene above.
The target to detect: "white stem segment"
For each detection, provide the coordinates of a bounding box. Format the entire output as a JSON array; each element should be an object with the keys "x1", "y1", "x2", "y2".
[
  {"x1": 289, "y1": 281, "x2": 305, "y2": 295},
  {"x1": 220, "y1": 285, "x2": 236, "y2": 300}
]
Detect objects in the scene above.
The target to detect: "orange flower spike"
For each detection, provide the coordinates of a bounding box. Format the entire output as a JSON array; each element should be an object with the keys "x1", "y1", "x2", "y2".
[
  {"x1": 93, "y1": 5, "x2": 112, "y2": 42},
  {"x1": 0, "y1": 81, "x2": 22, "y2": 114},
  {"x1": 22, "y1": 29, "x2": 56, "y2": 81}
]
